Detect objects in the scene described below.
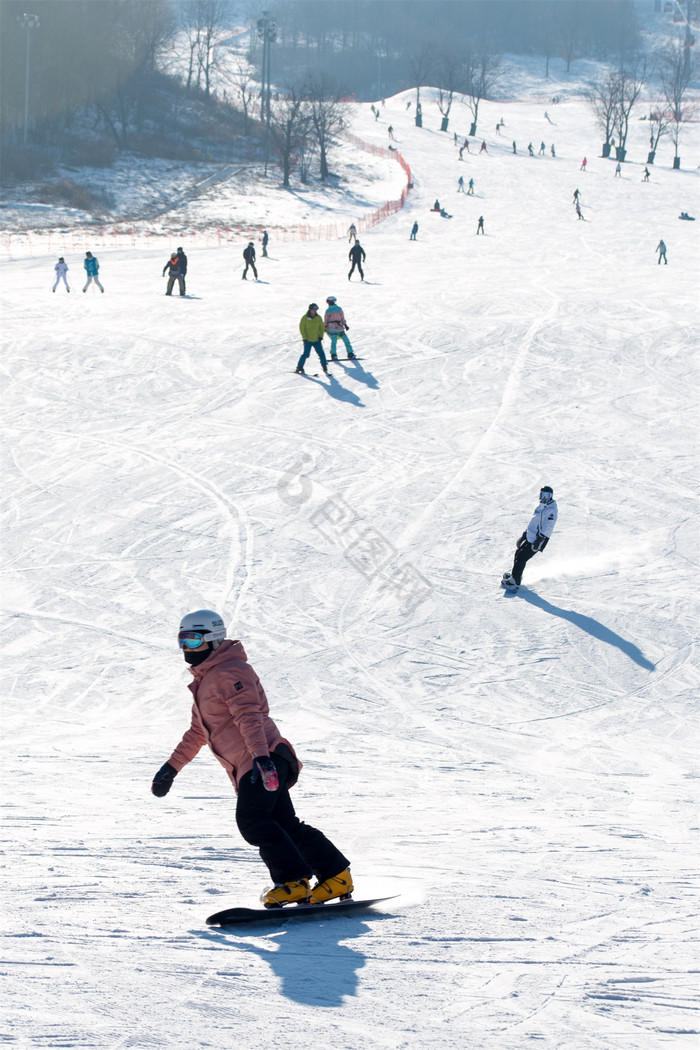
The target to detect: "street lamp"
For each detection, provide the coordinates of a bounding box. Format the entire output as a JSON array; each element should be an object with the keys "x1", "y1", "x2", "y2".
[{"x1": 17, "y1": 12, "x2": 40, "y2": 147}]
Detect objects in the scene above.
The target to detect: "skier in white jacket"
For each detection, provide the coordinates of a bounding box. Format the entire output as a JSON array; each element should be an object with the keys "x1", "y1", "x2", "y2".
[{"x1": 502, "y1": 486, "x2": 558, "y2": 591}]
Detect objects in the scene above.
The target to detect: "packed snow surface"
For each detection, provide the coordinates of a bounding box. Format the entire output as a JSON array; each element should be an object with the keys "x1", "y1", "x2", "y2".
[{"x1": 2, "y1": 82, "x2": 699, "y2": 1050}]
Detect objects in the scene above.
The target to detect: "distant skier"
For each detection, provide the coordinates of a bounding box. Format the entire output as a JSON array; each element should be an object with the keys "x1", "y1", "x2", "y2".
[
  {"x1": 262, "y1": 230, "x2": 269, "y2": 257},
  {"x1": 615, "y1": 162, "x2": 622, "y2": 177},
  {"x1": 52, "y1": 257, "x2": 70, "y2": 293},
  {"x1": 480, "y1": 140, "x2": 488, "y2": 153},
  {"x1": 575, "y1": 201, "x2": 584, "y2": 220},
  {"x1": 163, "y1": 252, "x2": 185, "y2": 296},
  {"x1": 348, "y1": 223, "x2": 357, "y2": 243},
  {"x1": 348, "y1": 240, "x2": 366, "y2": 281},
  {"x1": 476, "y1": 216, "x2": 485, "y2": 235},
  {"x1": 528, "y1": 142, "x2": 534, "y2": 156},
  {"x1": 458, "y1": 175, "x2": 465, "y2": 193},
  {"x1": 539, "y1": 141, "x2": 546, "y2": 155},
  {"x1": 242, "y1": 242, "x2": 258, "y2": 280},
  {"x1": 512, "y1": 141, "x2": 517, "y2": 154},
  {"x1": 501, "y1": 486, "x2": 558, "y2": 593},
  {"x1": 572, "y1": 188, "x2": 580, "y2": 204},
  {"x1": 643, "y1": 167, "x2": 650, "y2": 182},
  {"x1": 656, "y1": 239, "x2": 668, "y2": 265},
  {"x1": 410, "y1": 221, "x2": 419, "y2": 240},
  {"x1": 83, "y1": 251, "x2": 104, "y2": 293},
  {"x1": 550, "y1": 144, "x2": 556, "y2": 157},
  {"x1": 467, "y1": 178, "x2": 475, "y2": 195},
  {"x1": 580, "y1": 156, "x2": 588, "y2": 171},
  {"x1": 176, "y1": 246, "x2": 188, "y2": 294},
  {"x1": 150, "y1": 608, "x2": 351, "y2": 909},
  {"x1": 296, "y1": 303, "x2": 328, "y2": 375},
  {"x1": 324, "y1": 296, "x2": 356, "y2": 361}
]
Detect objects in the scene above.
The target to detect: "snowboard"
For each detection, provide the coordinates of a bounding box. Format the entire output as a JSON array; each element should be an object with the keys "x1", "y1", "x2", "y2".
[
  {"x1": 206, "y1": 895, "x2": 397, "y2": 927},
  {"x1": 500, "y1": 574, "x2": 519, "y2": 594}
]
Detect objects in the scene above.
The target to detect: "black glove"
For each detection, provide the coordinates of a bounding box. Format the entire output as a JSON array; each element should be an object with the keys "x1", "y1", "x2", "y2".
[
  {"x1": 532, "y1": 534, "x2": 549, "y2": 552},
  {"x1": 516, "y1": 532, "x2": 529, "y2": 550},
  {"x1": 250, "y1": 756, "x2": 279, "y2": 792},
  {"x1": 152, "y1": 762, "x2": 177, "y2": 797},
  {"x1": 344, "y1": 324, "x2": 350, "y2": 330}
]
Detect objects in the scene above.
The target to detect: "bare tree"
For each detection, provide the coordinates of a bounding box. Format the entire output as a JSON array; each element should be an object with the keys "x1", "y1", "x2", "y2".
[
  {"x1": 463, "y1": 47, "x2": 502, "y2": 136},
  {"x1": 224, "y1": 57, "x2": 258, "y2": 133},
  {"x1": 269, "y1": 87, "x2": 311, "y2": 187},
  {"x1": 659, "y1": 39, "x2": 696, "y2": 166},
  {"x1": 182, "y1": 0, "x2": 230, "y2": 98},
  {"x1": 407, "y1": 43, "x2": 435, "y2": 127},
  {"x1": 585, "y1": 69, "x2": 618, "y2": 154},
  {"x1": 436, "y1": 53, "x2": 465, "y2": 133},
  {"x1": 613, "y1": 58, "x2": 649, "y2": 159},
  {"x1": 302, "y1": 72, "x2": 350, "y2": 180}
]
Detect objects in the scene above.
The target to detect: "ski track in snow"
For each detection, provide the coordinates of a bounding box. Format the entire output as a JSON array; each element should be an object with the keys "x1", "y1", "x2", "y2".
[{"x1": 1, "y1": 71, "x2": 699, "y2": 1050}]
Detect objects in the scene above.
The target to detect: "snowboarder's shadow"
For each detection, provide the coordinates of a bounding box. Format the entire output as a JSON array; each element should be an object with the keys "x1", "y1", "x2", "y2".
[
  {"x1": 307, "y1": 372, "x2": 365, "y2": 407},
  {"x1": 197, "y1": 917, "x2": 392, "y2": 1006},
  {"x1": 337, "y1": 359, "x2": 379, "y2": 391},
  {"x1": 518, "y1": 588, "x2": 655, "y2": 670}
]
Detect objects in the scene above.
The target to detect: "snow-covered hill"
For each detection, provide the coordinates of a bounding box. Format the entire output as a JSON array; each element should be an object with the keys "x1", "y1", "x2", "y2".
[{"x1": 2, "y1": 78, "x2": 699, "y2": 1049}]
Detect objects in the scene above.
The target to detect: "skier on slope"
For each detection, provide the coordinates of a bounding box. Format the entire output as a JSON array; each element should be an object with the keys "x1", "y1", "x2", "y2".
[
  {"x1": 162, "y1": 252, "x2": 185, "y2": 296},
  {"x1": 324, "y1": 296, "x2": 356, "y2": 361},
  {"x1": 52, "y1": 257, "x2": 70, "y2": 293},
  {"x1": 348, "y1": 240, "x2": 366, "y2": 281},
  {"x1": 83, "y1": 251, "x2": 104, "y2": 293},
  {"x1": 242, "y1": 242, "x2": 258, "y2": 280},
  {"x1": 296, "y1": 302, "x2": 329, "y2": 375},
  {"x1": 502, "y1": 486, "x2": 558, "y2": 593},
  {"x1": 151, "y1": 610, "x2": 352, "y2": 908}
]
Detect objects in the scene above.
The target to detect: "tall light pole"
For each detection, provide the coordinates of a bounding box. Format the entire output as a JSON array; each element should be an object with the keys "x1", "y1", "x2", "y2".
[
  {"x1": 17, "y1": 12, "x2": 40, "y2": 147},
  {"x1": 257, "y1": 11, "x2": 276, "y2": 174}
]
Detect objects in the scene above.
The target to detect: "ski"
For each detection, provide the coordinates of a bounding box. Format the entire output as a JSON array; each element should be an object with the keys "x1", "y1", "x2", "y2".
[{"x1": 206, "y1": 895, "x2": 397, "y2": 927}]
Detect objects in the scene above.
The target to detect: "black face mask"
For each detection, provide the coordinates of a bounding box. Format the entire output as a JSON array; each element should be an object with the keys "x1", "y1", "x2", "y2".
[{"x1": 183, "y1": 645, "x2": 212, "y2": 666}]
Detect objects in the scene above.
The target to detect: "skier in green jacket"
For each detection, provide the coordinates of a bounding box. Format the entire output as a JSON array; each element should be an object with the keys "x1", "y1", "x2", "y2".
[{"x1": 296, "y1": 304, "x2": 328, "y2": 375}]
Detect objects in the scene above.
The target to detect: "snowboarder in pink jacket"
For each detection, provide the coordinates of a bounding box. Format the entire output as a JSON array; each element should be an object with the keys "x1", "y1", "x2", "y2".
[{"x1": 151, "y1": 609, "x2": 352, "y2": 908}]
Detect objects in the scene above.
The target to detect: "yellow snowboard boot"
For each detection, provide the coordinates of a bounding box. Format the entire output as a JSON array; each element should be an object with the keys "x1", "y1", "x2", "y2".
[
  {"x1": 308, "y1": 868, "x2": 354, "y2": 904},
  {"x1": 261, "y1": 878, "x2": 310, "y2": 909}
]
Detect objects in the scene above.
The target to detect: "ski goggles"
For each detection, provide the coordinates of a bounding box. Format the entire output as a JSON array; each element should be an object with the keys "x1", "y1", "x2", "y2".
[
  {"x1": 178, "y1": 631, "x2": 207, "y2": 650},
  {"x1": 539, "y1": 491, "x2": 552, "y2": 502}
]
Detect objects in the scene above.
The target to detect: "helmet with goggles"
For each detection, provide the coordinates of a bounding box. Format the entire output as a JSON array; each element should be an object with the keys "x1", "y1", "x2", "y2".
[
  {"x1": 177, "y1": 609, "x2": 226, "y2": 650},
  {"x1": 539, "y1": 486, "x2": 554, "y2": 504}
]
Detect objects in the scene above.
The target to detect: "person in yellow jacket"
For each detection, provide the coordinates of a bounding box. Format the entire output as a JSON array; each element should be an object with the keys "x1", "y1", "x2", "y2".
[{"x1": 295, "y1": 303, "x2": 328, "y2": 375}]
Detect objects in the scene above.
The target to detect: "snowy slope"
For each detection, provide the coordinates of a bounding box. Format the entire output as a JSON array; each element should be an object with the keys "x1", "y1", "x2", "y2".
[{"x1": 2, "y1": 84, "x2": 699, "y2": 1050}]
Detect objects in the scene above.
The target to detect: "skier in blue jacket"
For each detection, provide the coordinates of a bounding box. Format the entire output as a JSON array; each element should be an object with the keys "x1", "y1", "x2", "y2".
[{"x1": 83, "y1": 252, "x2": 104, "y2": 293}]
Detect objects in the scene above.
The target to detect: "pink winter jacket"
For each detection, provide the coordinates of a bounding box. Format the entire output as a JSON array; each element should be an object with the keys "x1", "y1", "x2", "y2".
[{"x1": 167, "y1": 639, "x2": 299, "y2": 792}]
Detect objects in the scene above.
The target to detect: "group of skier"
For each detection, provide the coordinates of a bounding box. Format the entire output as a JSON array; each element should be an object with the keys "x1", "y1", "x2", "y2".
[
  {"x1": 295, "y1": 296, "x2": 356, "y2": 375},
  {"x1": 52, "y1": 250, "x2": 104, "y2": 293}
]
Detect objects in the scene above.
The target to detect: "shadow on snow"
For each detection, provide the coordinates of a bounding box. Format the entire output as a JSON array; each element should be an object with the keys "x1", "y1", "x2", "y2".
[{"x1": 518, "y1": 588, "x2": 656, "y2": 671}]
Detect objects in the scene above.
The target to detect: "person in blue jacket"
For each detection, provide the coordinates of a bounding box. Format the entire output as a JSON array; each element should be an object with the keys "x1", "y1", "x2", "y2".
[{"x1": 83, "y1": 251, "x2": 104, "y2": 293}]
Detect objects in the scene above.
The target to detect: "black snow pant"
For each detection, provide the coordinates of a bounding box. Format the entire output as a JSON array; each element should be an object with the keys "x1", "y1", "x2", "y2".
[
  {"x1": 236, "y1": 745, "x2": 349, "y2": 886},
  {"x1": 511, "y1": 544, "x2": 538, "y2": 586},
  {"x1": 348, "y1": 260, "x2": 364, "y2": 280},
  {"x1": 243, "y1": 261, "x2": 258, "y2": 279}
]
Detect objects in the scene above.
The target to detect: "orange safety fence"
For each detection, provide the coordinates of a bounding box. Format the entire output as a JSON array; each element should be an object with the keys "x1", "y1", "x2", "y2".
[{"x1": 0, "y1": 135, "x2": 412, "y2": 259}]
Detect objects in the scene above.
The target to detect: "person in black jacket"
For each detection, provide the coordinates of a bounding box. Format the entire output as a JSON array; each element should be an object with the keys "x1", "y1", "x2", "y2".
[
  {"x1": 162, "y1": 253, "x2": 185, "y2": 296},
  {"x1": 348, "y1": 241, "x2": 366, "y2": 281},
  {"x1": 243, "y1": 242, "x2": 258, "y2": 280},
  {"x1": 176, "y1": 246, "x2": 188, "y2": 293}
]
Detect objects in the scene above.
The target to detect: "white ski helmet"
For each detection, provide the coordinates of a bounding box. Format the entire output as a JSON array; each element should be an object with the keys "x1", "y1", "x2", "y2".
[
  {"x1": 326, "y1": 295, "x2": 337, "y2": 304},
  {"x1": 178, "y1": 609, "x2": 226, "y2": 648}
]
